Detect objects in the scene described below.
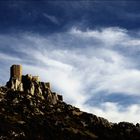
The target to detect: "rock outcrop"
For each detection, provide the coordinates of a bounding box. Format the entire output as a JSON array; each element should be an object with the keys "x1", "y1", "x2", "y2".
[
  {"x1": 0, "y1": 65, "x2": 140, "y2": 140},
  {"x1": 0, "y1": 86, "x2": 140, "y2": 140},
  {"x1": 6, "y1": 78, "x2": 23, "y2": 91},
  {"x1": 6, "y1": 65, "x2": 62, "y2": 105}
]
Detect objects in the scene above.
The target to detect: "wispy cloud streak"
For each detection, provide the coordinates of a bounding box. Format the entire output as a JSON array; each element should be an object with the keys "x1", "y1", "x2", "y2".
[
  {"x1": 43, "y1": 13, "x2": 60, "y2": 25},
  {"x1": 0, "y1": 27, "x2": 140, "y2": 123}
]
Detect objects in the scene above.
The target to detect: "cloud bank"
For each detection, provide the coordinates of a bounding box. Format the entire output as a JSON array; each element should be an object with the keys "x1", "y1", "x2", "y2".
[{"x1": 0, "y1": 27, "x2": 140, "y2": 123}]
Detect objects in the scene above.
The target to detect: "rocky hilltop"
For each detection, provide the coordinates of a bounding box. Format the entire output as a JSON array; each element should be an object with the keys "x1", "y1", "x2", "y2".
[{"x1": 0, "y1": 65, "x2": 140, "y2": 140}]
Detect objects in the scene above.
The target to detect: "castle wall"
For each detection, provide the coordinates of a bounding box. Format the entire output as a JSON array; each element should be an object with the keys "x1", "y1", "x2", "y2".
[
  {"x1": 32, "y1": 76, "x2": 40, "y2": 82},
  {"x1": 10, "y1": 65, "x2": 22, "y2": 81}
]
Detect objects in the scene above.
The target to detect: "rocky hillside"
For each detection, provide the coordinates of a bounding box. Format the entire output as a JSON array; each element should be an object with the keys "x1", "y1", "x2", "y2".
[{"x1": 0, "y1": 75, "x2": 140, "y2": 140}]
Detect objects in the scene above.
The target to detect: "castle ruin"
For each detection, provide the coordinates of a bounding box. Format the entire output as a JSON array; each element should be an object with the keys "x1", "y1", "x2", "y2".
[{"x1": 6, "y1": 64, "x2": 63, "y2": 104}]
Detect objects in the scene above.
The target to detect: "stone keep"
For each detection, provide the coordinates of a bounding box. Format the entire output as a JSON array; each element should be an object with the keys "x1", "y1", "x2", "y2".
[
  {"x1": 7, "y1": 65, "x2": 23, "y2": 91},
  {"x1": 10, "y1": 65, "x2": 22, "y2": 81}
]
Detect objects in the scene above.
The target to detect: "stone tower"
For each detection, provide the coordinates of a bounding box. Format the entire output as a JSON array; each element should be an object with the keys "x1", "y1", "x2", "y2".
[{"x1": 10, "y1": 65, "x2": 22, "y2": 81}]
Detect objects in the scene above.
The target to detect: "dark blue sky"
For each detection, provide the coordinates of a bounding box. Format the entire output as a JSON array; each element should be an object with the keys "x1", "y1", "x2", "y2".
[{"x1": 0, "y1": 0, "x2": 140, "y2": 34}]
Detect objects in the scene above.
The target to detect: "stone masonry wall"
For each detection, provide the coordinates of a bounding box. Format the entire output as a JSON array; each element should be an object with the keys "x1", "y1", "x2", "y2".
[{"x1": 10, "y1": 65, "x2": 22, "y2": 81}]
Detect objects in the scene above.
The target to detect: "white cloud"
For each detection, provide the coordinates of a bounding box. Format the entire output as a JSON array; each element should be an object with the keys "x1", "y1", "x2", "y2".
[
  {"x1": 0, "y1": 52, "x2": 21, "y2": 61},
  {"x1": 1, "y1": 27, "x2": 140, "y2": 123},
  {"x1": 80, "y1": 102, "x2": 140, "y2": 124},
  {"x1": 70, "y1": 27, "x2": 128, "y2": 46},
  {"x1": 43, "y1": 13, "x2": 60, "y2": 25}
]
